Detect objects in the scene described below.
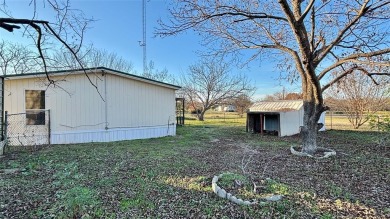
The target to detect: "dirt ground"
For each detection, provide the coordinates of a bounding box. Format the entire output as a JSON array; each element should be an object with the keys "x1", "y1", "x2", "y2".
[{"x1": 184, "y1": 128, "x2": 390, "y2": 218}]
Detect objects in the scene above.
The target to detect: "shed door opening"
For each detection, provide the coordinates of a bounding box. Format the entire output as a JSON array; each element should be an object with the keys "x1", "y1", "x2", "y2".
[{"x1": 247, "y1": 113, "x2": 280, "y2": 136}]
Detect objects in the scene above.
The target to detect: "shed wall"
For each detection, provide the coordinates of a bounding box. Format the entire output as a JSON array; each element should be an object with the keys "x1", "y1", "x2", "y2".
[{"x1": 279, "y1": 109, "x2": 303, "y2": 136}]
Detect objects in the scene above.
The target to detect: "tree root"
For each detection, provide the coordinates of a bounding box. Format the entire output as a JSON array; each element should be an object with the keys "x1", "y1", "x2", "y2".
[{"x1": 290, "y1": 146, "x2": 336, "y2": 159}]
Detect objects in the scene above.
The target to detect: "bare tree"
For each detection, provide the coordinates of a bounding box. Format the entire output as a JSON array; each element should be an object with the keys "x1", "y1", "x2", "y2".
[
  {"x1": 158, "y1": 0, "x2": 390, "y2": 154},
  {"x1": 326, "y1": 71, "x2": 389, "y2": 129},
  {"x1": 142, "y1": 60, "x2": 175, "y2": 83},
  {"x1": 261, "y1": 90, "x2": 302, "y2": 101},
  {"x1": 285, "y1": 92, "x2": 303, "y2": 100},
  {"x1": 0, "y1": 40, "x2": 39, "y2": 75},
  {"x1": 233, "y1": 94, "x2": 253, "y2": 117},
  {"x1": 181, "y1": 59, "x2": 254, "y2": 121},
  {"x1": 50, "y1": 48, "x2": 135, "y2": 73},
  {"x1": 52, "y1": 50, "x2": 175, "y2": 84},
  {"x1": 262, "y1": 92, "x2": 285, "y2": 101},
  {"x1": 1, "y1": 0, "x2": 92, "y2": 83}
]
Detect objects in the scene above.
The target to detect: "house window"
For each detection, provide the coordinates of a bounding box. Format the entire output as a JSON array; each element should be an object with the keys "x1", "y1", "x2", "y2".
[{"x1": 25, "y1": 90, "x2": 45, "y2": 125}]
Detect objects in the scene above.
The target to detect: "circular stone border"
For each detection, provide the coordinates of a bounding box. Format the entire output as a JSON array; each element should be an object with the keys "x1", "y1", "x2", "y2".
[
  {"x1": 290, "y1": 146, "x2": 336, "y2": 159},
  {"x1": 211, "y1": 173, "x2": 283, "y2": 205}
]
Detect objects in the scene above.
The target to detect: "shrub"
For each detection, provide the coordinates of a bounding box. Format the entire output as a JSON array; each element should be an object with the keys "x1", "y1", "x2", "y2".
[
  {"x1": 368, "y1": 115, "x2": 390, "y2": 132},
  {"x1": 190, "y1": 109, "x2": 201, "y2": 114},
  {"x1": 53, "y1": 186, "x2": 102, "y2": 218}
]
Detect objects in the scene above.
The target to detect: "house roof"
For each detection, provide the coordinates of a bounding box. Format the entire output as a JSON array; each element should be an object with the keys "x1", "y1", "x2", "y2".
[
  {"x1": 248, "y1": 100, "x2": 303, "y2": 112},
  {"x1": 3, "y1": 67, "x2": 181, "y2": 90}
]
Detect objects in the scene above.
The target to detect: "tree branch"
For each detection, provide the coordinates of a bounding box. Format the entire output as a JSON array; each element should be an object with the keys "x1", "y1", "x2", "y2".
[
  {"x1": 157, "y1": 3, "x2": 288, "y2": 36},
  {"x1": 314, "y1": 0, "x2": 371, "y2": 65},
  {"x1": 0, "y1": 16, "x2": 104, "y2": 99},
  {"x1": 318, "y1": 48, "x2": 390, "y2": 80},
  {"x1": 321, "y1": 66, "x2": 389, "y2": 92},
  {"x1": 0, "y1": 22, "x2": 20, "y2": 32},
  {"x1": 0, "y1": 18, "x2": 49, "y2": 31},
  {"x1": 309, "y1": 6, "x2": 315, "y2": 52},
  {"x1": 298, "y1": 0, "x2": 315, "y2": 22}
]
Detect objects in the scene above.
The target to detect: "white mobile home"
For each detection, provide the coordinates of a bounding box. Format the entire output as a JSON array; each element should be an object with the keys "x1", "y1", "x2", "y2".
[
  {"x1": 4, "y1": 67, "x2": 180, "y2": 146},
  {"x1": 216, "y1": 104, "x2": 236, "y2": 112},
  {"x1": 246, "y1": 100, "x2": 325, "y2": 137}
]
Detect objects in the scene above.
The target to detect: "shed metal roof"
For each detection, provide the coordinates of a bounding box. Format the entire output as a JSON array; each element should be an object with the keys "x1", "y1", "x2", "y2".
[{"x1": 248, "y1": 100, "x2": 303, "y2": 112}]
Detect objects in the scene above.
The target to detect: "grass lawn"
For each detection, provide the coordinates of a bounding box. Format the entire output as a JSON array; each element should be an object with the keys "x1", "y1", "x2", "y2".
[
  {"x1": 1, "y1": 121, "x2": 389, "y2": 218},
  {"x1": 324, "y1": 112, "x2": 390, "y2": 131}
]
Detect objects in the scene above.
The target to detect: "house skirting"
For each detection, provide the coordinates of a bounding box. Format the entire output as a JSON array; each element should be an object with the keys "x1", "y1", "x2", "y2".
[{"x1": 50, "y1": 125, "x2": 176, "y2": 144}]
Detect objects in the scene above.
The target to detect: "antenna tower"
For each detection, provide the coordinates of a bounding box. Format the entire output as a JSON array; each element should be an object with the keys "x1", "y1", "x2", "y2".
[{"x1": 142, "y1": 0, "x2": 147, "y2": 74}]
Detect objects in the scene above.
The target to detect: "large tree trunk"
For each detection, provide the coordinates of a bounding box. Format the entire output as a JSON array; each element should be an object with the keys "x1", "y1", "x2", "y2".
[
  {"x1": 197, "y1": 110, "x2": 206, "y2": 121},
  {"x1": 301, "y1": 100, "x2": 324, "y2": 155}
]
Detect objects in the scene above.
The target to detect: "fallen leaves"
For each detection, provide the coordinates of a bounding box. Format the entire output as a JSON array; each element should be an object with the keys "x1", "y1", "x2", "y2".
[{"x1": 0, "y1": 127, "x2": 389, "y2": 218}]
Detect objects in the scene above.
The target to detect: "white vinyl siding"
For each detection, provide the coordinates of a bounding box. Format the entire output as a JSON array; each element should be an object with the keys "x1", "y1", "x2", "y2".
[
  {"x1": 45, "y1": 74, "x2": 106, "y2": 132},
  {"x1": 4, "y1": 71, "x2": 177, "y2": 144},
  {"x1": 105, "y1": 74, "x2": 175, "y2": 129}
]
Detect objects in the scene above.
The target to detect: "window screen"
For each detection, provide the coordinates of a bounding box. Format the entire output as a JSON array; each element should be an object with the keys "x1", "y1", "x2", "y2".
[{"x1": 25, "y1": 90, "x2": 45, "y2": 125}]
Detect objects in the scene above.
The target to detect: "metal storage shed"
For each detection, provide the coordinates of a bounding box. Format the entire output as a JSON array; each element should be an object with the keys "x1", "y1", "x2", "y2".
[
  {"x1": 246, "y1": 100, "x2": 326, "y2": 137},
  {"x1": 3, "y1": 67, "x2": 181, "y2": 146}
]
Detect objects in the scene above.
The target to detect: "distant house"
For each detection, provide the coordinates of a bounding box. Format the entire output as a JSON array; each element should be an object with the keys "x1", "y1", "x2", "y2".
[
  {"x1": 3, "y1": 67, "x2": 180, "y2": 146},
  {"x1": 246, "y1": 100, "x2": 326, "y2": 137},
  {"x1": 216, "y1": 104, "x2": 236, "y2": 112}
]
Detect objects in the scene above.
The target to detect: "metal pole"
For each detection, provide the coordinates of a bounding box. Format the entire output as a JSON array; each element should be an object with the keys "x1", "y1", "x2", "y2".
[
  {"x1": 1, "y1": 76, "x2": 4, "y2": 141},
  {"x1": 331, "y1": 111, "x2": 333, "y2": 130},
  {"x1": 104, "y1": 73, "x2": 108, "y2": 130},
  {"x1": 246, "y1": 114, "x2": 248, "y2": 132},
  {"x1": 142, "y1": 0, "x2": 147, "y2": 74},
  {"x1": 260, "y1": 113, "x2": 264, "y2": 135},
  {"x1": 47, "y1": 110, "x2": 51, "y2": 145},
  {"x1": 378, "y1": 115, "x2": 380, "y2": 132},
  {"x1": 4, "y1": 111, "x2": 7, "y2": 142},
  {"x1": 182, "y1": 98, "x2": 185, "y2": 125}
]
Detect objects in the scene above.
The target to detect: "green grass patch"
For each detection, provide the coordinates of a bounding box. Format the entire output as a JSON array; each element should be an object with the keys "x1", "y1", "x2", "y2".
[
  {"x1": 161, "y1": 175, "x2": 211, "y2": 192},
  {"x1": 51, "y1": 186, "x2": 103, "y2": 218},
  {"x1": 266, "y1": 179, "x2": 290, "y2": 195},
  {"x1": 217, "y1": 173, "x2": 291, "y2": 200}
]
